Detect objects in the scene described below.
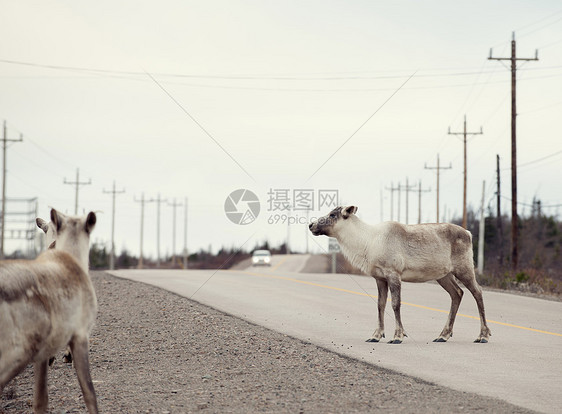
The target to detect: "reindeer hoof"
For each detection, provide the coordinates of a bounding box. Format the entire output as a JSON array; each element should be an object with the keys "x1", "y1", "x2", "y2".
[
  {"x1": 474, "y1": 338, "x2": 488, "y2": 343},
  {"x1": 366, "y1": 338, "x2": 380, "y2": 343},
  {"x1": 63, "y1": 354, "x2": 73, "y2": 364},
  {"x1": 433, "y1": 338, "x2": 447, "y2": 343},
  {"x1": 48, "y1": 356, "x2": 55, "y2": 366},
  {"x1": 388, "y1": 339, "x2": 402, "y2": 344}
]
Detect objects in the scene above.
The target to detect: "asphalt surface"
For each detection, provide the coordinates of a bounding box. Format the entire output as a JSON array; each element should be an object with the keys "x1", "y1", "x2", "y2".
[{"x1": 110, "y1": 258, "x2": 562, "y2": 414}]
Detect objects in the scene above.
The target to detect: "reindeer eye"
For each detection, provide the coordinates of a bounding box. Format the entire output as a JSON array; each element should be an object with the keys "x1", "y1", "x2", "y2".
[{"x1": 329, "y1": 214, "x2": 336, "y2": 219}]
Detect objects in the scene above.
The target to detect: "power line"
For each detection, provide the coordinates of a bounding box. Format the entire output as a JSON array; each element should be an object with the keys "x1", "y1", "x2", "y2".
[
  {"x1": 1, "y1": 57, "x2": 559, "y2": 82},
  {"x1": 500, "y1": 195, "x2": 562, "y2": 209},
  {"x1": 25, "y1": 135, "x2": 78, "y2": 170},
  {"x1": 490, "y1": 9, "x2": 562, "y2": 48},
  {"x1": 518, "y1": 15, "x2": 562, "y2": 39},
  {"x1": 503, "y1": 149, "x2": 562, "y2": 170},
  {"x1": 519, "y1": 101, "x2": 562, "y2": 116},
  {"x1": 538, "y1": 37, "x2": 562, "y2": 49},
  {"x1": 144, "y1": 70, "x2": 255, "y2": 182},
  {"x1": 306, "y1": 71, "x2": 416, "y2": 182},
  {"x1": 515, "y1": 8, "x2": 562, "y2": 33}
]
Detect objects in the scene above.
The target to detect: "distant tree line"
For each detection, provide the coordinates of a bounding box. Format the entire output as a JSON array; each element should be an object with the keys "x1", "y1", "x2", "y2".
[{"x1": 88, "y1": 240, "x2": 291, "y2": 271}]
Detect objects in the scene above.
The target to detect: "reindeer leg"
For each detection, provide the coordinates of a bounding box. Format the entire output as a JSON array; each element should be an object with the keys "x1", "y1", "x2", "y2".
[
  {"x1": 63, "y1": 346, "x2": 73, "y2": 364},
  {"x1": 434, "y1": 274, "x2": 463, "y2": 342},
  {"x1": 366, "y1": 278, "x2": 387, "y2": 342},
  {"x1": 69, "y1": 336, "x2": 98, "y2": 414},
  {"x1": 387, "y1": 273, "x2": 405, "y2": 344},
  {"x1": 33, "y1": 360, "x2": 49, "y2": 413},
  {"x1": 455, "y1": 268, "x2": 491, "y2": 343},
  {"x1": 0, "y1": 356, "x2": 30, "y2": 390}
]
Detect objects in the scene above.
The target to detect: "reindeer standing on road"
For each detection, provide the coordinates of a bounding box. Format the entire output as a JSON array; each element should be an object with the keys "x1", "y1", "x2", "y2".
[{"x1": 309, "y1": 206, "x2": 491, "y2": 344}]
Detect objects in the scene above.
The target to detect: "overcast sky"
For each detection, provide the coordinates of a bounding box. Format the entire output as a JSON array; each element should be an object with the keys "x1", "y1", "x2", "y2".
[{"x1": 1, "y1": 0, "x2": 561, "y2": 259}]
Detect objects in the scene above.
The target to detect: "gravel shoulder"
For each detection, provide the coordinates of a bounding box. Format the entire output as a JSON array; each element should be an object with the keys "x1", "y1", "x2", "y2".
[{"x1": 2, "y1": 271, "x2": 536, "y2": 413}]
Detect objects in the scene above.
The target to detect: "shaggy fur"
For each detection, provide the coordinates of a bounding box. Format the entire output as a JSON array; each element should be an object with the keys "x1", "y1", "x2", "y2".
[
  {"x1": 310, "y1": 205, "x2": 491, "y2": 344},
  {"x1": 0, "y1": 209, "x2": 98, "y2": 413}
]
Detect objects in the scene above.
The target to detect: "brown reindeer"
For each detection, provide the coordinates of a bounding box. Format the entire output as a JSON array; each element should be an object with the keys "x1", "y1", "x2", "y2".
[
  {"x1": 1, "y1": 209, "x2": 98, "y2": 413},
  {"x1": 309, "y1": 206, "x2": 491, "y2": 344}
]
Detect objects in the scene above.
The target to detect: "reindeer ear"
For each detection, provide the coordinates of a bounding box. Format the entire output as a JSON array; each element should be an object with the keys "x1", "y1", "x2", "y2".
[
  {"x1": 36, "y1": 218, "x2": 48, "y2": 233},
  {"x1": 342, "y1": 205, "x2": 358, "y2": 219},
  {"x1": 50, "y1": 209, "x2": 62, "y2": 232},
  {"x1": 85, "y1": 212, "x2": 96, "y2": 234}
]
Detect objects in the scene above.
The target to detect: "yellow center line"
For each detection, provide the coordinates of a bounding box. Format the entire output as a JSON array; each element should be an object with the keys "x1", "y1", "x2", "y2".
[
  {"x1": 270, "y1": 256, "x2": 289, "y2": 271},
  {"x1": 224, "y1": 269, "x2": 562, "y2": 338}
]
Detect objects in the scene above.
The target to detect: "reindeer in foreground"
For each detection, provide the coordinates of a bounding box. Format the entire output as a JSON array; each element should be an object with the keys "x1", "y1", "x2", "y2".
[
  {"x1": 309, "y1": 206, "x2": 491, "y2": 344},
  {"x1": 1, "y1": 209, "x2": 98, "y2": 413}
]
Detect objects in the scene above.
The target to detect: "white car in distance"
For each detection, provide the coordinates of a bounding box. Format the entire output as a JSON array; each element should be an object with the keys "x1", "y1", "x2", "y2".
[{"x1": 252, "y1": 250, "x2": 272, "y2": 266}]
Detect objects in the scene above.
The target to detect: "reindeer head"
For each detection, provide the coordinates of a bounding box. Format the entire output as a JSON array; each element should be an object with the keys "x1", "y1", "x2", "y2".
[
  {"x1": 309, "y1": 205, "x2": 358, "y2": 237},
  {"x1": 38, "y1": 209, "x2": 96, "y2": 272},
  {"x1": 50, "y1": 208, "x2": 96, "y2": 248}
]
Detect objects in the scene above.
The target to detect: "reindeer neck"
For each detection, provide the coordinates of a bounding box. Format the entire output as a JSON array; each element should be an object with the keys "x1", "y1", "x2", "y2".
[
  {"x1": 58, "y1": 241, "x2": 90, "y2": 274},
  {"x1": 333, "y1": 216, "x2": 374, "y2": 274}
]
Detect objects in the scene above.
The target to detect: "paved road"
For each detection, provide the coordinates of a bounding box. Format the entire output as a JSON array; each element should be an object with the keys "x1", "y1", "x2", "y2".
[
  {"x1": 232, "y1": 253, "x2": 312, "y2": 272},
  {"x1": 110, "y1": 264, "x2": 562, "y2": 414}
]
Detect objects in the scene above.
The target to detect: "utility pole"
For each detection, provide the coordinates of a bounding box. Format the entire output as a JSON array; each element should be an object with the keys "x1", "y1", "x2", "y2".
[
  {"x1": 1, "y1": 121, "x2": 23, "y2": 259},
  {"x1": 489, "y1": 32, "x2": 538, "y2": 272},
  {"x1": 183, "y1": 197, "x2": 188, "y2": 269},
  {"x1": 448, "y1": 115, "x2": 483, "y2": 229},
  {"x1": 103, "y1": 181, "x2": 125, "y2": 270},
  {"x1": 155, "y1": 193, "x2": 167, "y2": 268},
  {"x1": 134, "y1": 193, "x2": 155, "y2": 269},
  {"x1": 424, "y1": 154, "x2": 452, "y2": 223},
  {"x1": 64, "y1": 168, "x2": 92, "y2": 215},
  {"x1": 168, "y1": 198, "x2": 183, "y2": 267},
  {"x1": 385, "y1": 182, "x2": 399, "y2": 221},
  {"x1": 496, "y1": 155, "x2": 503, "y2": 265},
  {"x1": 477, "y1": 181, "x2": 486, "y2": 275},
  {"x1": 415, "y1": 180, "x2": 431, "y2": 224},
  {"x1": 399, "y1": 178, "x2": 416, "y2": 224}
]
